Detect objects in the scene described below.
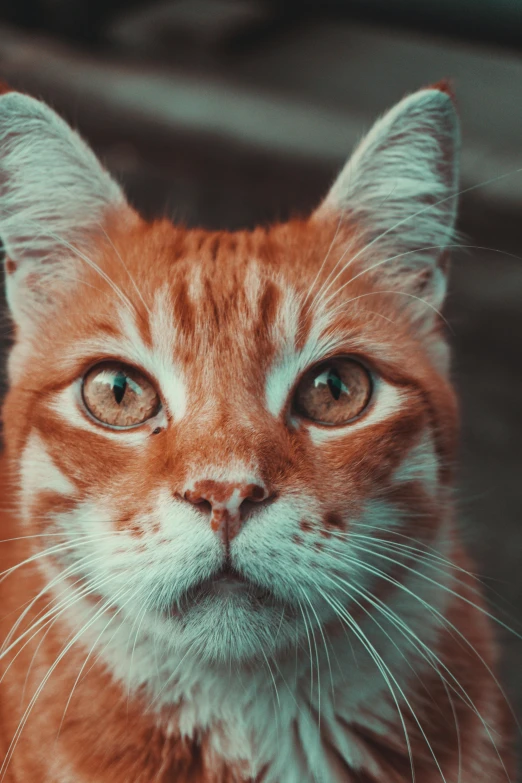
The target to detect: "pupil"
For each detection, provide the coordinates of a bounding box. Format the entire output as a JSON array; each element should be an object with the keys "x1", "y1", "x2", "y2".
[
  {"x1": 327, "y1": 370, "x2": 343, "y2": 401},
  {"x1": 112, "y1": 373, "x2": 127, "y2": 405}
]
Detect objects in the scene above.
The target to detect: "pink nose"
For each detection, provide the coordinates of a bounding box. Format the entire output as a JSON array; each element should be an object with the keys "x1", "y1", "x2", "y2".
[{"x1": 183, "y1": 480, "x2": 269, "y2": 544}]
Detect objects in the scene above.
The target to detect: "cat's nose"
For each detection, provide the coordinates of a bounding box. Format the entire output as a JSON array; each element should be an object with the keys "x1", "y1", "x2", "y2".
[{"x1": 182, "y1": 480, "x2": 272, "y2": 545}]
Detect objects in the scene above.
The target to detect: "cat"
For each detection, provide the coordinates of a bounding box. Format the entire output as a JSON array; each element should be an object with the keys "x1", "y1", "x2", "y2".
[{"x1": 0, "y1": 81, "x2": 515, "y2": 782}]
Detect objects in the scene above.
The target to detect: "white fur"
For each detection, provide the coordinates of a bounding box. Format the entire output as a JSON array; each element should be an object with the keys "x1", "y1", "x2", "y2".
[
  {"x1": 393, "y1": 434, "x2": 440, "y2": 496},
  {"x1": 264, "y1": 286, "x2": 301, "y2": 417},
  {"x1": 19, "y1": 432, "x2": 75, "y2": 523},
  {"x1": 57, "y1": 494, "x2": 454, "y2": 782}
]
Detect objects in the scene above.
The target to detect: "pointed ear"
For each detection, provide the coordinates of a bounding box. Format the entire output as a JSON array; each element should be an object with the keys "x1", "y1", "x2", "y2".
[
  {"x1": 315, "y1": 85, "x2": 460, "y2": 317},
  {"x1": 0, "y1": 92, "x2": 132, "y2": 326}
]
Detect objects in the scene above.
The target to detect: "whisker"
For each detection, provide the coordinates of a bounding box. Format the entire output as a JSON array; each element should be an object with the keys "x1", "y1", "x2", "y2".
[
  {"x1": 2, "y1": 542, "x2": 122, "y2": 654},
  {"x1": 55, "y1": 589, "x2": 135, "y2": 743},
  {"x1": 0, "y1": 207, "x2": 137, "y2": 317},
  {"x1": 315, "y1": 586, "x2": 417, "y2": 783},
  {"x1": 323, "y1": 288, "x2": 451, "y2": 332},
  {"x1": 0, "y1": 584, "x2": 130, "y2": 782},
  {"x1": 316, "y1": 242, "x2": 522, "y2": 320},
  {"x1": 300, "y1": 587, "x2": 336, "y2": 708},
  {"x1": 260, "y1": 645, "x2": 282, "y2": 712},
  {"x1": 326, "y1": 567, "x2": 512, "y2": 779},
  {"x1": 1, "y1": 564, "x2": 123, "y2": 661},
  {"x1": 346, "y1": 539, "x2": 522, "y2": 646},
  {"x1": 300, "y1": 596, "x2": 321, "y2": 722},
  {"x1": 126, "y1": 603, "x2": 149, "y2": 714},
  {"x1": 303, "y1": 210, "x2": 354, "y2": 318},
  {"x1": 0, "y1": 531, "x2": 121, "y2": 587},
  {"x1": 322, "y1": 542, "x2": 521, "y2": 739},
  {"x1": 18, "y1": 565, "x2": 121, "y2": 706},
  {"x1": 326, "y1": 527, "x2": 522, "y2": 624},
  {"x1": 297, "y1": 599, "x2": 315, "y2": 705},
  {"x1": 307, "y1": 180, "x2": 404, "y2": 316},
  {"x1": 99, "y1": 226, "x2": 152, "y2": 317}
]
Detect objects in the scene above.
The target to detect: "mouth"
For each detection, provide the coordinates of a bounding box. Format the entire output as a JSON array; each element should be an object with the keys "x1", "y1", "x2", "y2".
[
  {"x1": 212, "y1": 562, "x2": 249, "y2": 586},
  {"x1": 173, "y1": 562, "x2": 274, "y2": 611}
]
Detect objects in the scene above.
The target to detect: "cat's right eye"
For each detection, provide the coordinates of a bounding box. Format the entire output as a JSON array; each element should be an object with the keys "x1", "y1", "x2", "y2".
[{"x1": 82, "y1": 362, "x2": 161, "y2": 428}]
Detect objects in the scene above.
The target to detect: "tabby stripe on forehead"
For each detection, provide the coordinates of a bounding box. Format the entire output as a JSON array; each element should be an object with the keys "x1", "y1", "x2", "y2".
[
  {"x1": 123, "y1": 289, "x2": 187, "y2": 420},
  {"x1": 172, "y1": 280, "x2": 196, "y2": 340},
  {"x1": 257, "y1": 280, "x2": 281, "y2": 333},
  {"x1": 265, "y1": 286, "x2": 307, "y2": 417}
]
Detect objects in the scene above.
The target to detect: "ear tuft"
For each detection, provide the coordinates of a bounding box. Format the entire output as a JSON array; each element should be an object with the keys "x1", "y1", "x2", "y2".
[
  {"x1": 0, "y1": 81, "x2": 13, "y2": 97},
  {"x1": 428, "y1": 79, "x2": 456, "y2": 101}
]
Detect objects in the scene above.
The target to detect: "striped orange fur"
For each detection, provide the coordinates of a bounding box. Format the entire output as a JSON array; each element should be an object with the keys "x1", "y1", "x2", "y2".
[{"x1": 0, "y1": 83, "x2": 515, "y2": 781}]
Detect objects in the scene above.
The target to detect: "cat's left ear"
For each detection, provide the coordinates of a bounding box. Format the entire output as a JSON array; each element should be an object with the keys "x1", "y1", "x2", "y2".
[
  {"x1": 0, "y1": 91, "x2": 134, "y2": 326},
  {"x1": 315, "y1": 84, "x2": 459, "y2": 317}
]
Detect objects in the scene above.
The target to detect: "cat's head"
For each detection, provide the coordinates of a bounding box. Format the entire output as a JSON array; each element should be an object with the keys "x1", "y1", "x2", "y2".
[{"x1": 0, "y1": 85, "x2": 459, "y2": 666}]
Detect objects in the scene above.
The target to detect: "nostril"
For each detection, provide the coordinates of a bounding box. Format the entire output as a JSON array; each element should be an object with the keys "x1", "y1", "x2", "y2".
[
  {"x1": 250, "y1": 484, "x2": 266, "y2": 501},
  {"x1": 239, "y1": 491, "x2": 276, "y2": 520},
  {"x1": 181, "y1": 491, "x2": 212, "y2": 516},
  {"x1": 194, "y1": 499, "x2": 212, "y2": 515}
]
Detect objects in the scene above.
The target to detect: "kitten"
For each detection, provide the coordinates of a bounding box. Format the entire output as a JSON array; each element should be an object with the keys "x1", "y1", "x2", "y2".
[{"x1": 0, "y1": 83, "x2": 515, "y2": 782}]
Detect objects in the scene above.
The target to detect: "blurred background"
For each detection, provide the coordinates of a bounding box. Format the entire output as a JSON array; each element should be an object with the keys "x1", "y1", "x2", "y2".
[{"x1": 0, "y1": 0, "x2": 521, "y2": 776}]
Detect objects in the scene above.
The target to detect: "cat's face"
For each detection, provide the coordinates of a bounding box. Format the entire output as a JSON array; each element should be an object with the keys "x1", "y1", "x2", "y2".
[{"x1": 1, "y1": 86, "x2": 459, "y2": 665}]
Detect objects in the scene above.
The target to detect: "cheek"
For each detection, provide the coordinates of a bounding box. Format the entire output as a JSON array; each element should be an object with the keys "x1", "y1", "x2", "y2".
[
  {"x1": 231, "y1": 494, "x2": 354, "y2": 600},
  {"x1": 28, "y1": 387, "x2": 169, "y2": 496},
  {"x1": 19, "y1": 431, "x2": 78, "y2": 527},
  {"x1": 96, "y1": 487, "x2": 221, "y2": 576},
  {"x1": 38, "y1": 490, "x2": 219, "y2": 600},
  {"x1": 27, "y1": 491, "x2": 80, "y2": 537},
  {"x1": 297, "y1": 412, "x2": 429, "y2": 523}
]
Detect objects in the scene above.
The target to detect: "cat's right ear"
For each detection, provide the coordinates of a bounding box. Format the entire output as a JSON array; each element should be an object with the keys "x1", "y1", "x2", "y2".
[{"x1": 0, "y1": 91, "x2": 134, "y2": 328}]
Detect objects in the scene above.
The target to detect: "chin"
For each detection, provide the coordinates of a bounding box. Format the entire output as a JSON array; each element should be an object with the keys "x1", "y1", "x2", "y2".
[{"x1": 161, "y1": 586, "x2": 297, "y2": 666}]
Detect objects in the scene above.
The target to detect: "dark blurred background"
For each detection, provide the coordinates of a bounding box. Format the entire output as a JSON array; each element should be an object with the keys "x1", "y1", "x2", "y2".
[{"x1": 0, "y1": 0, "x2": 521, "y2": 776}]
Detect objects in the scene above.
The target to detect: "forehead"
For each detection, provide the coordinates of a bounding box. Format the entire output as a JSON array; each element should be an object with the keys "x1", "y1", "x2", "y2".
[
  {"x1": 116, "y1": 217, "x2": 339, "y2": 296},
  {"x1": 131, "y1": 223, "x2": 309, "y2": 353},
  {"x1": 13, "y1": 215, "x2": 426, "y2": 396},
  {"x1": 81, "y1": 218, "x2": 342, "y2": 354}
]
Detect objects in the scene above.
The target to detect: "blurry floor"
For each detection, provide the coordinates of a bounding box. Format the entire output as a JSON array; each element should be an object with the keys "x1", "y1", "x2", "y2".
[{"x1": 0, "y1": 6, "x2": 521, "y2": 776}]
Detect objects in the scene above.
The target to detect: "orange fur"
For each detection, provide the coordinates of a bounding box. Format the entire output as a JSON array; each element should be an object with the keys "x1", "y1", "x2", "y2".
[{"x1": 0, "y1": 85, "x2": 516, "y2": 781}]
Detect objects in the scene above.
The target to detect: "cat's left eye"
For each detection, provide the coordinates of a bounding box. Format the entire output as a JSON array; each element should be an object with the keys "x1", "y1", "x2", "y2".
[
  {"x1": 82, "y1": 362, "x2": 161, "y2": 428},
  {"x1": 293, "y1": 357, "x2": 372, "y2": 426}
]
